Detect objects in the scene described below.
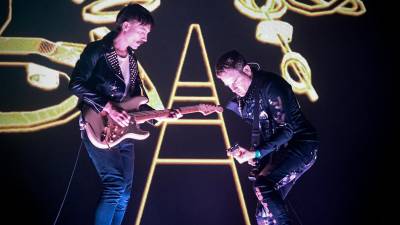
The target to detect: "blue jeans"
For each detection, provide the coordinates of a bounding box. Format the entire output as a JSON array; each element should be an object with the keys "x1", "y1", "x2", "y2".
[
  {"x1": 253, "y1": 140, "x2": 318, "y2": 225},
  {"x1": 82, "y1": 132, "x2": 135, "y2": 225}
]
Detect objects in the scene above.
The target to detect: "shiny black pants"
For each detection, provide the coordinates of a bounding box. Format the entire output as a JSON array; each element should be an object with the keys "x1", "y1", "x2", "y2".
[{"x1": 253, "y1": 140, "x2": 318, "y2": 225}]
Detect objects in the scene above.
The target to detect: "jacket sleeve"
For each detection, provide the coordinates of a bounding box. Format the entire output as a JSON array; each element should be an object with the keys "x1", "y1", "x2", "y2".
[
  {"x1": 256, "y1": 82, "x2": 294, "y2": 157},
  {"x1": 225, "y1": 98, "x2": 241, "y2": 117},
  {"x1": 68, "y1": 43, "x2": 108, "y2": 113}
]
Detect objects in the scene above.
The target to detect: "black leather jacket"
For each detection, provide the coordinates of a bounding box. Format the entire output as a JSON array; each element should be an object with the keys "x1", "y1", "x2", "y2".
[
  {"x1": 227, "y1": 68, "x2": 318, "y2": 157},
  {"x1": 69, "y1": 31, "x2": 143, "y2": 113}
]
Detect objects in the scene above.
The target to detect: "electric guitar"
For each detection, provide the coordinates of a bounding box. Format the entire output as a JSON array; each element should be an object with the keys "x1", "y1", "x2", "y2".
[
  {"x1": 82, "y1": 96, "x2": 223, "y2": 149},
  {"x1": 226, "y1": 143, "x2": 271, "y2": 181}
]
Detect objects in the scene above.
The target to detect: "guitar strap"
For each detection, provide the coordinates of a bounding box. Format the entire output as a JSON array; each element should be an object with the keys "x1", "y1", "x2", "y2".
[
  {"x1": 250, "y1": 83, "x2": 261, "y2": 150},
  {"x1": 248, "y1": 79, "x2": 274, "y2": 180},
  {"x1": 250, "y1": 80, "x2": 273, "y2": 150}
]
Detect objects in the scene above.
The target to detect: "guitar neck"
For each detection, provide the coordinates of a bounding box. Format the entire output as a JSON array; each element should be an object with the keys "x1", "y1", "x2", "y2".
[
  {"x1": 176, "y1": 105, "x2": 201, "y2": 114},
  {"x1": 132, "y1": 106, "x2": 200, "y2": 123}
]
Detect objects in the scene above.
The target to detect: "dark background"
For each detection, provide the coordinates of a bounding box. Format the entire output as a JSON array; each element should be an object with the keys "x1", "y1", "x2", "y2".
[{"x1": 0, "y1": 1, "x2": 392, "y2": 225}]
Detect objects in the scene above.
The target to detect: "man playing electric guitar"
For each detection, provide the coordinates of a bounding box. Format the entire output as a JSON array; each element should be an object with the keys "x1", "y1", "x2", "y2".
[
  {"x1": 216, "y1": 50, "x2": 319, "y2": 225},
  {"x1": 69, "y1": 4, "x2": 184, "y2": 225}
]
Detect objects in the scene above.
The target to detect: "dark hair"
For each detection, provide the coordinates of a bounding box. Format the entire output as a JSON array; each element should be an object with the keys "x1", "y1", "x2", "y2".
[
  {"x1": 215, "y1": 50, "x2": 247, "y2": 76},
  {"x1": 116, "y1": 4, "x2": 154, "y2": 32}
]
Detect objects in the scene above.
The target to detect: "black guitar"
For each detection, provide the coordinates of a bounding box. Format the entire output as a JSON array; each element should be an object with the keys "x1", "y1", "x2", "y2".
[{"x1": 226, "y1": 143, "x2": 272, "y2": 181}]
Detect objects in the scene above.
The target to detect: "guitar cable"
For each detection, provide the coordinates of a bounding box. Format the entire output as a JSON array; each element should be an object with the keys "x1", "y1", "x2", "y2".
[{"x1": 52, "y1": 141, "x2": 83, "y2": 225}]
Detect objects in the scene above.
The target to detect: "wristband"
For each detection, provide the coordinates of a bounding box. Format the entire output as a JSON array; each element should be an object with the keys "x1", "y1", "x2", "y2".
[{"x1": 255, "y1": 150, "x2": 261, "y2": 159}]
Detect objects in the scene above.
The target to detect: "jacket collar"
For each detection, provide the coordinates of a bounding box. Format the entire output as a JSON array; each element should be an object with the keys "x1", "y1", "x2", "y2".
[
  {"x1": 101, "y1": 30, "x2": 117, "y2": 53},
  {"x1": 101, "y1": 31, "x2": 139, "y2": 90},
  {"x1": 101, "y1": 31, "x2": 136, "y2": 54}
]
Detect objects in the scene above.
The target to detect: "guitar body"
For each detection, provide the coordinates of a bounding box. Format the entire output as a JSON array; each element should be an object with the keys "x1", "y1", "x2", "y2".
[
  {"x1": 82, "y1": 96, "x2": 150, "y2": 149},
  {"x1": 226, "y1": 144, "x2": 273, "y2": 181},
  {"x1": 248, "y1": 155, "x2": 273, "y2": 181},
  {"x1": 82, "y1": 97, "x2": 223, "y2": 149}
]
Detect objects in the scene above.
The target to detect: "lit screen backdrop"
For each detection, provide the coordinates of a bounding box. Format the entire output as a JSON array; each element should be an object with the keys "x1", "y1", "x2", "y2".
[{"x1": 0, "y1": 1, "x2": 391, "y2": 225}]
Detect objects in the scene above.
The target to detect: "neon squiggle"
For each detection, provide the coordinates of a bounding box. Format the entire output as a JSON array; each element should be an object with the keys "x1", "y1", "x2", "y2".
[{"x1": 234, "y1": 0, "x2": 366, "y2": 102}]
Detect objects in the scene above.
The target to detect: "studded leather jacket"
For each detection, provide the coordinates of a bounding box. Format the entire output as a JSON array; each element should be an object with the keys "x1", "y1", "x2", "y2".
[
  {"x1": 69, "y1": 31, "x2": 145, "y2": 113},
  {"x1": 226, "y1": 68, "x2": 318, "y2": 158}
]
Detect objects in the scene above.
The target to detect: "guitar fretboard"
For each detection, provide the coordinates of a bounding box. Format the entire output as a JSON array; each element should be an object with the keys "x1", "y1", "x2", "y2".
[{"x1": 131, "y1": 106, "x2": 200, "y2": 123}]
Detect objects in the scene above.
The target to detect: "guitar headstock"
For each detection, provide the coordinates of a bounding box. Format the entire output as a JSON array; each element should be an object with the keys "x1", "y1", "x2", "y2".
[
  {"x1": 197, "y1": 104, "x2": 224, "y2": 116},
  {"x1": 226, "y1": 143, "x2": 240, "y2": 155}
]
